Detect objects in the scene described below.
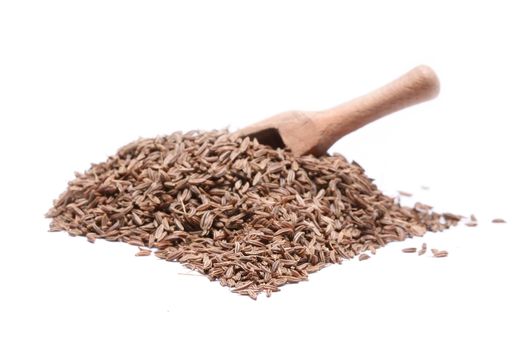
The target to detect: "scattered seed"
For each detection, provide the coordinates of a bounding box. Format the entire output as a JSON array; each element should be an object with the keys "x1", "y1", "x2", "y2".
[
  {"x1": 135, "y1": 248, "x2": 152, "y2": 257},
  {"x1": 418, "y1": 243, "x2": 427, "y2": 256},
  {"x1": 398, "y1": 191, "x2": 413, "y2": 197},
  {"x1": 358, "y1": 254, "x2": 370, "y2": 261},
  {"x1": 401, "y1": 247, "x2": 417, "y2": 253},
  {"x1": 464, "y1": 214, "x2": 478, "y2": 227},
  {"x1": 492, "y1": 218, "x2": 506, "y2": 224},
  {"x1": 431, "y1": 249, "x2": 448, "y2": 258}
]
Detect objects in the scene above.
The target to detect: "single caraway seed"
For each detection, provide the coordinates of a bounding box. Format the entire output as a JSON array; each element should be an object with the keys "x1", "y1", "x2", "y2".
[
  {"x1": 46, "y1": 130, "x2": 460, "y2": 299},
  {"x1": 401, "y1": 247, "x2": 417, "y2": 253},
  {"x1": 492, "y1": 218, "x2": 506, "y2": 223},
  {"x1": 398, "y1": 191, "x2": 413, "y2": 197},
  {"x1": 358, "y1": 254, "x2": 370, "y2": 261},
  {"x1": 418, "y1": 243, "x2": 427, "y2": 256},
  {"x1": 86, "y1": 232, "x2": 96, "y2": 244},
  {"x1": 465, "y1": 214, "x2": 478, "y2": 227},
  {"x1": 135, "y1": 248, "x2": 152, "y2": 257},
  {"x1": 431, "y1": 249, "x2": 448, "y2": 258}
]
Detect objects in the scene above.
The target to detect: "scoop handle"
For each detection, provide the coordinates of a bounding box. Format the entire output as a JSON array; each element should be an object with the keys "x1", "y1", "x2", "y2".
[{"x1": 313, "y1": 65, "x2": 440, "y2": 152}]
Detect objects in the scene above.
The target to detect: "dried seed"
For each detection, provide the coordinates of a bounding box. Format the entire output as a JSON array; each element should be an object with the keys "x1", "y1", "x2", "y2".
[
  {"x1": 401, "y1": 247, "x2": 417, "y2": 253},
  {"x1": 252, "y1": 172, "x2": 262, "y2": 186},
  {"x1": 135, "y1": 248, "x2": 152, "y2": 257},
  {"x1": 443, "y1": 213, "x2": 463, "y2": 222},
  {"x1": 131, "y1": 212, "x2": 143, "y2": 226},
  {"x1": 86, "y1": 232, "x2": 96, "y2": 243},
  {"x1": 492, "y1": 218, "x2": 506, "y2": 223},
  {"x1": 411, "y1": 225, "x2": 427, "y2": 236},
  {"x1": 431, "y1": 249, "x2": 448, "y2": 258},
  {"x1": 418, "y1": 243, "x2": 427, "y2": 256},
  {"x1": 154, "y1": 225, "x2": 166, "y2": 241},
  {"x1": 358, "y1": 254, "x2": 370, "y2": 261}
]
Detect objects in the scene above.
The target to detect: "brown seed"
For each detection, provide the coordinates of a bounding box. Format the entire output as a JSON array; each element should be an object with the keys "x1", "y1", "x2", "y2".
[
  {"x1": 135, "y1": 248, "x2": 152, "y2": 257},
  {"x1": 131, "y1": 212, "x2": 143, "y2": 226},
  {"x1": 252, "y1": 172, "x2": 262, "y2": 186},
  {"x1": 358, "y1": 254, "x2": 370, "y2": 261},
  {"x1": 443, "y1": 213, "x2": 463, "y2": 222},
  {"x1": 411, "y1": 225, "x2": 427, "y2": 236},
  {"x1": 431, "y1": 249, "x2": 448, "y2": 258},
  {"x1": 398, "y1": 191, "x2": 413, "y2": 197},
  {"x1": 86, "y1": 232, "x2": 96, "y2": 244},
  {"x1": 492, "y1": 218, "x2": 506, "y2": 224},
  {"x1": 154, "y1": 225, "x2": 166, "y2": 241},
  {"x1": 401, "y1": 247, "x2": 417, "y2": 253},
  {"x1": 418, "y1": 243, "x2": 427, "y2": 256}
]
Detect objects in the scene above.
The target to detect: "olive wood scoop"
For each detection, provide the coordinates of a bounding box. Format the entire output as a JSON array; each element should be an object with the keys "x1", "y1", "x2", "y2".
[{"x1": 236, "y1": 65, "x2": 440, "y2": 156}]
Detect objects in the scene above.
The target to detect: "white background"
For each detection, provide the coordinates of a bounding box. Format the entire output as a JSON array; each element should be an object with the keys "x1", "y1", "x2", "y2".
[{"x1": 1, "y1": 1, "x2": 524, "y2": 349}]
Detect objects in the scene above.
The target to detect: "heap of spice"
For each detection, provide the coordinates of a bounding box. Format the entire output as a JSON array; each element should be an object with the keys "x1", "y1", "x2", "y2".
[{"x1": 47, "y1": 130, "x2": 459, "y2": 299}]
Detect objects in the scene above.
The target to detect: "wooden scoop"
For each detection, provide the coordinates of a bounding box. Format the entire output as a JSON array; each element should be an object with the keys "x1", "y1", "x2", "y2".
[{"x1": 236, "y1": 65, "x2": 440, "y2": 156}]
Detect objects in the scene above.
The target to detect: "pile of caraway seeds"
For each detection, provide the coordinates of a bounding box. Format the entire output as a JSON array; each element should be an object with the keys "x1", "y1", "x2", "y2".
[{"x1": 47, "y1": 130, "x2": 461, "y2": 299}]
